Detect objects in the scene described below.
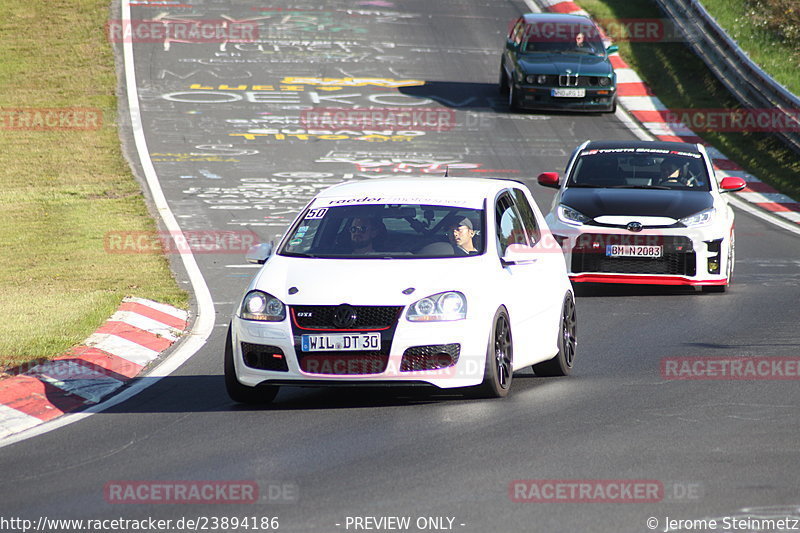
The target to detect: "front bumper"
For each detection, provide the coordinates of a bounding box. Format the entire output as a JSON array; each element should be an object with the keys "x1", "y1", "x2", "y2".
[
  {"x1": 231, "y1": 308, "x2": 491, "y2": 390},
  {"x1": 550, "y1": 223, "x2": 732, "y2": 286},
  {"x1": 515, "y1": 84, "x2": 616, "y2": 112}
]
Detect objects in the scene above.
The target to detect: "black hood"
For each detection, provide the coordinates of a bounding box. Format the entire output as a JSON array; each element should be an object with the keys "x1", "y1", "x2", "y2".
[{"x1": 561, "y1": 188, "x2": 714, "y2": 220}]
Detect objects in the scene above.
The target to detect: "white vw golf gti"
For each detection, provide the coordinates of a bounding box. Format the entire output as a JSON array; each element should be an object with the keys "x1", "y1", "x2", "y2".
[{"x1": 225, "y1": 177, "x2": 576, "y2": 403}]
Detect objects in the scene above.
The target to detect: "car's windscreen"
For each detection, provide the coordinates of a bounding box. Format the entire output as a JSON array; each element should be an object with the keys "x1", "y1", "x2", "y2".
[
  {"x1": 567, "y1": 149, "x2": 712, "y2": 190},
  {"x1": 521, "y1": 24, "x2": 605, "y2": 56},
  {"x1": 278, "y1": 204, "x2": 486, "y2": 259}
]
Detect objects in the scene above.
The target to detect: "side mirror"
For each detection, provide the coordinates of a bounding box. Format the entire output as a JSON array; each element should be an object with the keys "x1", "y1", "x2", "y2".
[
  {"x1": 719, "y1": 176, "x2": 746, "y2": 193},
  {"x1": 537, "y1": 172, "x2": 560, "y2": 189},
  {"x1": 501, "y1": 243, "x2": 539, "y2": 266},
  {"x1": 245, "y1": 242, "x2": 274, "y2": 264},
  {"x1": 606, "y1": 45, "x2": 619, "y2": 54}
]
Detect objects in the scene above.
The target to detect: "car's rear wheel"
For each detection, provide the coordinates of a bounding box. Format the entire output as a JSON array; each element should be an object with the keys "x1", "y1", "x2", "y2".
[
  {"x1": 224, "y1": 323, "x2": 280, "y2": 404},
  {"x1": 533, "y1": 293, "x2": 576, "y2": 376},
  {"x1": 472, "y1": 308, "x2": 513, "y2": 398},
  {"x1": 703, "y1": 230, "x2": 734, "y2": 293}
]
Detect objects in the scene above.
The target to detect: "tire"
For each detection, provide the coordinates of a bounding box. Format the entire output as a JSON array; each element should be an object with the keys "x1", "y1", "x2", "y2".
[
  {"x1": 224, "y1": 323, "x2": 280, "y2": 404},
  {"x1": 472, "y1": 307, "x2": 514, "y2": 398},
  {"x1": 533, "y1": 293, "x2": 577, "y2": 377},
  {"x1": 499, "y1": 64, "x2": 509, "y2": 94},
  {"x1": 508, "y1": 81, "x2": 519, "y2": 111},
  {"x1": 703, "y1": 230, "x2": 734, "y2": 293}
]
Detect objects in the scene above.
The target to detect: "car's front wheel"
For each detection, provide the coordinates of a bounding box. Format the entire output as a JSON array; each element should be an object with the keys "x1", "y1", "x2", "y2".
[
  {"x1": 472, "y1": 307, "x2": 513, "y2": 398},
  {"x1": 498, "y1": 64, "x2": 509, "y2": 94},
  {"x1": 224, "y1": 323, "x2": 280, "y2": 404},
  {"x1": 508, "y1": 81, "x2": 520, "y2": 111},
  {"x1": 533, "y1": 292, "x2": 577, "y2": 376}
]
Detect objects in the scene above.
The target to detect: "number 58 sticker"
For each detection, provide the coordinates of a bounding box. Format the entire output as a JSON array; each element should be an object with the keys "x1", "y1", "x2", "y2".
[{"x1": 305, "y1": 208, "x2": 328, "y2": 220}]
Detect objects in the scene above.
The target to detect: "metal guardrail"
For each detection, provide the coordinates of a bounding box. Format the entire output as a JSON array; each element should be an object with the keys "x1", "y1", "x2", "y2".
[{"x1": 654, "y1": 0, "x2": 800, "y2": 155}]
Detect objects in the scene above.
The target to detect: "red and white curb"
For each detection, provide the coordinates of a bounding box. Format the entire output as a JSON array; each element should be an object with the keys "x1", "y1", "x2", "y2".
[
  {"x1": 536, "y1": 0, "x2": 800, "y2": 225},
  {"x1": 0, "y1": 297, "x2": 188, "y2": 439}
]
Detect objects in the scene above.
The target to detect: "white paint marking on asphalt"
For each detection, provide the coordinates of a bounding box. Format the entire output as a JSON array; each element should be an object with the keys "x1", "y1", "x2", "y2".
[
  {"x1": 108, "y1": 310, "x2": 181, "y2": 341},
  {"x1": 0, "y1": 405, "x2": 43, "y2": 440},
  {"x1": 84, "y1": 333, "x2": 160, "y2": 367},
  {"x1": 124, "y1": 296, "x2": 189, "y2": 321}
]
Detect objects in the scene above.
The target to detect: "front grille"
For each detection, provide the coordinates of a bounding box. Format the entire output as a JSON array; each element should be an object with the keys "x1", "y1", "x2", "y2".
[
  {"x1": 571, "y1": 234, "x2": 696, "y2": 276},
  {"x1": 241, "y1": 343, "x2": 288, "y2": 372},
  {"x1": 529, "y1": 75, "x2": 610, "y2": 88},
  {"x1": 401, "y1": 344, "x2": 461, "y2": 372},
  {"x1": 299, "y1": 352, "x2": 388, "y2": 374},
  {"x1": 291, "y1": 305, "x2": 402, "y2": 331},
  {"x1": 557, "y1": 75, "x2": 606, "y2": 87},
  {"x1": 559, "y1": 74, "x2": 579, "y2": 87}
]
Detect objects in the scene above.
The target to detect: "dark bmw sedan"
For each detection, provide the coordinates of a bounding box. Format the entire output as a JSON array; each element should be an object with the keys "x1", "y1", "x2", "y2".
[
  {"x1": 500, "y1": 13, "x2": 618, "y2": 112},
  {"x1": 538, "y1": 140, "x2": 747, "y2": 291}
]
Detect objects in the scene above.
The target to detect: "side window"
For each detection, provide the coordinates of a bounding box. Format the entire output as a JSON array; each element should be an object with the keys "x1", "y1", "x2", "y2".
[
  {"x1": 495, "y1": 193, "x2": 530, "y2": 256},
  {"x1": 511, "y1": 188, "x2": 541, "y2": 245},
  {"x1": 510, "y1": 18, "x2": 524, "y2": 44}
]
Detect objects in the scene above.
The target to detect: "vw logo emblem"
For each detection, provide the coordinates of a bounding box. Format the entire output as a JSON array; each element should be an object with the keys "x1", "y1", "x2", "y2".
[
  {"x1": 333, "y1": 304, "x2": 358, "y2": 329},
  {"x1": 626, "y1": 222, "x2": 644, "y2": 232}
]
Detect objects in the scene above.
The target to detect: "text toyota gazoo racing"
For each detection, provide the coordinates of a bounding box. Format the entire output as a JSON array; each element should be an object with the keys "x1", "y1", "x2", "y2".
[
  {"x1": 225, "y1": 178, "x2": 576, "y2": 404},
  {"x1": 538, "y1": 140, "x2": 746, "y2": 291}
]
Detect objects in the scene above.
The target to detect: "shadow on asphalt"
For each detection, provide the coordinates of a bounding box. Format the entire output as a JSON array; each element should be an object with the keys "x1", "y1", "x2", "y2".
[
  {"x1": 93, "y1": 368, "x2": 561, "y2": 413},
  {"x1": 397, "y1": 80, "x2": 607, "y2": 117},
  {"x1": 573, "y1": 283, "x2": 704, "y2": 298}
]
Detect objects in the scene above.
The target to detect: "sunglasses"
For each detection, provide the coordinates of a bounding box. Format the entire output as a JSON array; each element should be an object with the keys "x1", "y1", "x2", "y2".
[{"x1": 350, "y1": 225, "x2": 371, "y2": 233}]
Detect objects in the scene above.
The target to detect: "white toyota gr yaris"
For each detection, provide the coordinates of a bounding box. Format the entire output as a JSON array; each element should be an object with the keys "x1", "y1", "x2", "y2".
[{"x1": 225, "y1": 177, "x2": 576, "y2": 403}]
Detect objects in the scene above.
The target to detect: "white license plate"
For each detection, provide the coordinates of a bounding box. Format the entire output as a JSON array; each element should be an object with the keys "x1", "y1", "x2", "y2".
[
  {"x1": 606, "y1": 245, "x2": 663, "y2": 258},
  {"x1": 552, "y1": 88, "x2": 585, "y2": 98},
  {"x1": 301, "y1": 333, "x2": 381, "y2": 352}
]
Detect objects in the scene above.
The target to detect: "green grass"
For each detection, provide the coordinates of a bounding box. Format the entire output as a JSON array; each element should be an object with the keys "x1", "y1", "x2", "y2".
[
  {"x1": 0, "y1": 1, "x2": 187, "y2": 370},
  {"x1": 573, "y1": 0, "x2": 800, "y2": 201},
  {"x1": 700, "y1": 0, "x2": 800, "y2": 96}
]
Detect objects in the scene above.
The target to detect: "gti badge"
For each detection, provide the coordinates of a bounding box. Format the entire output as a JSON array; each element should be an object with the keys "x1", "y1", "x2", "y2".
[{"x1": 626, "y1": 222, "x2": 644, "y2": 232}]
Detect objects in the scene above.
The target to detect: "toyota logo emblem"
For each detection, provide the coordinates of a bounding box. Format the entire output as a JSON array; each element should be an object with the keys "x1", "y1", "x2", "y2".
[
  {"x1": 626, "y1": 222, "x2": 643, "y2": 232},
  {"x1": 333, "y1": 304, "x2": 358, "y2": 329}
]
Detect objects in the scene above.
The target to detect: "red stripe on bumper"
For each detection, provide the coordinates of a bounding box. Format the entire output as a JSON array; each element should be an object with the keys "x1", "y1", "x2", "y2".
[{"x1": 570, "y1": 274, "x2": 727, "y2": 286}]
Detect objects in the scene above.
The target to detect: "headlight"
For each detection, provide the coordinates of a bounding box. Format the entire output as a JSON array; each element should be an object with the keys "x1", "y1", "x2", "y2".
[
  {"x1": 240, "y1": 290, "x2": 286, "y2": 321},
  {"x1": 526, "y1": 74, "x2": 548, "y2": 84},
  {"x1": 526, "y1": 74, "x2": 549, "y2": 85},
  {"x1": 599, "y1": 76, "x2": 611, "y2": 87},
  {"x1": 407, "y1": 291, "x2": 467, "y2": 322},
  {"x1": 679, "y1": 207, "x2": 716, "y2": 227},
  {"x1": 557, "y1": 204, "x2": 592, "y2": 226}
]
